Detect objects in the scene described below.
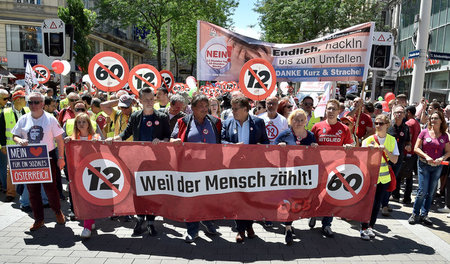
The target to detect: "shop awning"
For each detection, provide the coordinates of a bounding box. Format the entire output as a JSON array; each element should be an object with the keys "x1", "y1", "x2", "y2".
[{"x1": 0, "y1": 66, "x2": 16, "y2": 78}]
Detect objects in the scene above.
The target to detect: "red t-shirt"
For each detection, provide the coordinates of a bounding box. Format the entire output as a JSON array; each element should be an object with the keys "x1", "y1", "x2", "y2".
[
  {"x1": 405, "y1": 118, "x2": 421, "y2": 155},
  {"x1": 354, "y1": 112, "x2": 373, "y2": 139},
  {"x1": 312, "y1": 120, "x2": 354, "y2": 146},
  {"x1": 96, "y1": 114, "x2": 107, "y2": 130},
  {"x1": 58, "y1": 107, "x2": 75, "y2": 126}
]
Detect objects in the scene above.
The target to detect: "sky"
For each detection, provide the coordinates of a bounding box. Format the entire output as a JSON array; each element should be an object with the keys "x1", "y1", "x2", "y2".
[{"x1": 231, "y1": 0, "x2": 261, "y2": 40}]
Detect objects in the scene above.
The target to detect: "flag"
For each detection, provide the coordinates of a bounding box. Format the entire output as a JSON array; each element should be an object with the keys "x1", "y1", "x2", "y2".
[
  {"x1": 314, "y1": 82, "x2": 332, "y2": 118},
  {"x1": 24, "y1": 60, "x2": 38, "y2": 94}
]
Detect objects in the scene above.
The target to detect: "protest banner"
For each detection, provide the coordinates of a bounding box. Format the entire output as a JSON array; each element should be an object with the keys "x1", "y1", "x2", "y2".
[
  {"x1": 7, "y1": 144, "x2": 52, "y2": 184},
  {"x1": 66, "y1": 141, "x2": 382, "y2": 222},
  {"x1": 197, "y1": 21, "x2": 374, "y2": 82}
]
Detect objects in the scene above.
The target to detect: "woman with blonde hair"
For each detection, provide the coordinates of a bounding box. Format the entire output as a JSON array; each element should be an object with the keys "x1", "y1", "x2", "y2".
[
  {"x1": 65, "y1": 113, "x2": 101, "y2": 238},
  {"x1": 275, "y1": 108, "x2": 317, "y2": 245},
  {"x1": 360, "y1": 114, "x2": 399, "y2": 240}
]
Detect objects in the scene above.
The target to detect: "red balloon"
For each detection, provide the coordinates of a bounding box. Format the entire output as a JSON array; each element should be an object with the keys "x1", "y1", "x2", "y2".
[
  {"x1": 381, "y1": 101, "x2": 389, "y2": 112},
  {"x1": 384, "y1": 92, "x2": 395, "y2": 103},
  {"x1": 52, "y1": 60, "x2": 64, "y2": 74}
]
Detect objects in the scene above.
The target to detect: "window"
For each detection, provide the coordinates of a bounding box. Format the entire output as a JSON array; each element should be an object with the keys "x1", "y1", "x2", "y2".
[
  {"x1": 17, "y1": 0, "x2": 41, "y2": 4},
  {"x1": 6, "y1": 25, "x2": 43, "y2": 53}
]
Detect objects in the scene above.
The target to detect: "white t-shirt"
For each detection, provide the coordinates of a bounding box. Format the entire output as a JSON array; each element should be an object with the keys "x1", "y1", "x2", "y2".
[
  {"x1": 260, "y1": 112, "x2": 289, "y2": 143},
  {"x1": 11, "y1": 112, "x2": 64, "y2": 151}
]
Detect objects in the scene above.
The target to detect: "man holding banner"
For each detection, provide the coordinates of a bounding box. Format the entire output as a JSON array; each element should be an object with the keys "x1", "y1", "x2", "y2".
[
  {"x1": 221, "y1": 96, "x2": 269, "y2": 242},
  {"x1": 11, "y1": 92, "x2": 66, "y2": 231},
  {"x1": 107, "y1": 87, "x2": 171, "y2": 236},
  {"x1": 310, "y1": 99, "x2": 354, "y2": 237}
]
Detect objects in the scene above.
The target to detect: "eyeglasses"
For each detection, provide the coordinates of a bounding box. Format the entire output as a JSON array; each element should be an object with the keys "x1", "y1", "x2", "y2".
[
  {"x1": 75, "y1": 108, "x2": 86, "y2": 112},
  {"x1": 303, "y1": 102, "x2": 313, "y2": 106},
  {"x1": 28, "y1": 100, "x2": 42, "y2": 105},
  {"x1": 374, "y1": 122, "x2": 386, "y2": 126},
  {"x1": 69, "y1": 99, "x2": 78, "y2": 103}
]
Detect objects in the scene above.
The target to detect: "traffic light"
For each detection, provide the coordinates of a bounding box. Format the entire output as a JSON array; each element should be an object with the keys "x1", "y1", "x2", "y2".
[
  {"x1": 369, "y1": 45, "x2": 391, "y2": 69},
  {"x1": 43, "y1": 32, "x2": 64, "y2": 57}
]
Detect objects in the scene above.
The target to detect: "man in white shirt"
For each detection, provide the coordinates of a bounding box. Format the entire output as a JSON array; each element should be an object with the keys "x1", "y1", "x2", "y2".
[{"x1": 260, "y1": 96, "x2": 288, "y2": 144}]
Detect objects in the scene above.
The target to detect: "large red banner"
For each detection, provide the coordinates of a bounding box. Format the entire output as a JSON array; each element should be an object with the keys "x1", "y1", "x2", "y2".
[{"x1": 66, "y1": 141, "x2": 382, "y2": 222}]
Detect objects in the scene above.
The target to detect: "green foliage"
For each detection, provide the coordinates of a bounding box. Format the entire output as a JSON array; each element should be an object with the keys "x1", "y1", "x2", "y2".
[
  {"x1": 58, "y1": 0, "x2": 97, "y2": 74},
  {"x1": 95, "y1": 0, "x2": 237, "y2": 73},
  {"x1": 255, "y1": 0, "x2": 389, "y2": 43}
]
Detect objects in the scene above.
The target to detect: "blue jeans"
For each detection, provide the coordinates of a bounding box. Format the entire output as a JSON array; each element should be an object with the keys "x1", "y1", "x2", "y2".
[
  {"x1": 0, "y1": 151, "x2": 7, "y2": 190},
  {"x1": 186, "y1": 221, "x2": 214, "y2": 236},
  {"x1": 413, "y1": 160, "x2": 442, "y2": 216},
  {"x1": 20, "y1": 184, "x2": 48, "y2": 207}
]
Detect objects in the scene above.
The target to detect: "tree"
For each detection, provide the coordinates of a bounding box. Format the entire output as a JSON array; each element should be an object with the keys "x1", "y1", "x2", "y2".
[
  {"x1": 95, "y1": 0, "x2": 237, "y2": 72},
  {"x1": 58, "y1": 0, "x2": 97, "y2": 74},
  {"x1": 255, "y1": 0, "x2": 389, "y2": 43}
]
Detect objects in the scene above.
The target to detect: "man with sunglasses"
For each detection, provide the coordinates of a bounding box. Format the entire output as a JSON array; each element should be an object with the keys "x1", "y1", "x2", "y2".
[
  {"x1": 0, "y1": 90, "x2": 30, "y2": 202},
  {"x1": 58, "y1": 92, "x2": 80, "y2": 126},
  {"x1": 301, "y1": 96, "x2": 320, "y2": 131},
  {"x1": 11, "y1": 92, "x2": 66, "y2": 231}
]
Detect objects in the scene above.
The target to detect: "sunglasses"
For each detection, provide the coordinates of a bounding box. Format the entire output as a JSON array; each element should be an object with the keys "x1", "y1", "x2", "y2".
[
  {"x1": 1, "y1": 97, "x2": 9, "y2": 101},
  {"x1": 28, "y1": 100, "x2": 42, "y2": 105},
  {"x1": 257, "y1": 106, "x2": 265, "y2": 110},
  {"x1": 343, "y1": 122, "x2": 351, "y2": 126},
  {"x1": 69, "y1": 99, "x2": 78, "y2": 103},
  {"x1": 120, "y1": 106, "x2": 130, "y2": 109},
  {"x1": 75, "y1": 108, "x2": 86, "y2": 112},
  {"x1": 374, "y1": 122, "x2": 386, "y2": 126},
  {"x1": 285, "y1": 105, "x2": 293, "y2": 109}
]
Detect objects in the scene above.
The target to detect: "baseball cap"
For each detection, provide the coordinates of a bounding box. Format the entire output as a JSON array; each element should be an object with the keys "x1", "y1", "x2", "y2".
[
  {"x1": 118, "y1": 94, "x2": 133, "y2": 108},
  {"x1": 374, "y1": 102, "x2": 383, "y2": 110},
  {"x1": 341, "y1": 115, "x2": 355, "y2": 125},
  {"x1": 12, "y1": 90, "x2": 26, "y2": 101}
]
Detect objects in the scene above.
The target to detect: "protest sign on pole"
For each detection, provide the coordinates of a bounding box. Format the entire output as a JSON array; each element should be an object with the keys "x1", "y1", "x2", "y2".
[
  {"x1": 197, "y1": 21, "x2": 374, "y2": 82},
  {"x1": 66, "y1": 141, "x2": 382, "y2": 222},
  {"x1": 7, "y1": 145, "x2": 52, "y2": 184}
]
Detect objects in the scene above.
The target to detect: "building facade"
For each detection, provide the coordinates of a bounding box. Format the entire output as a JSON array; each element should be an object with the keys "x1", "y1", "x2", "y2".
[
  {"x1": 0, "y1": 0, "x2": 150, "y2": 83},
  {"x1": 394, "y1": 0, "x2": 450, "y2": 102}
]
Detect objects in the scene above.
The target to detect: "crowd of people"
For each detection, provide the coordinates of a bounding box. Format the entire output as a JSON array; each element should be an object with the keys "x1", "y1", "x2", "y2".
[{"x1": 0, "y1": 81, "x2": 449, "y2": 245}]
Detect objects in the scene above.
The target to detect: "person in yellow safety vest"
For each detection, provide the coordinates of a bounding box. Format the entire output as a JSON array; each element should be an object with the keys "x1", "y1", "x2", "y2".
[
  {"x1": 59, "y1": 86, "x2": 75, "y2": 111},
  {"x1": 301, "y1": 96, "x2": 320, "y2": 131},
  {"x1": 63, "y1": 101, "x2": 102, "y2": 138},
  {"x1": 100, "y1": 94, "x2": 135, "y2": 141},
  {"x1": 154, "y1": 87, "x2": 170, "y2": 110},
  {"x1": 0, "y1": 90, "x2": 30, "y2": 202},
  {"x1": 90, "y1": 98, "x2": 108, "y2": 137},
  {"x1": 359, "y1": 114, "x2": 399, "y2": 241}
]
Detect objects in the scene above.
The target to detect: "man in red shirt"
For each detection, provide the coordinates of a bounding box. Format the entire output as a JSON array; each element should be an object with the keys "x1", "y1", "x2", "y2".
[
  {"x1": 311, "y1": 99, "x2": 354, "y2": 237},
  {"x1": 348, "y1": 97, "x2": 373, "y2": 142},
  {"x1": 58, "y1": 92, "x2": 80, "y2": 126}
]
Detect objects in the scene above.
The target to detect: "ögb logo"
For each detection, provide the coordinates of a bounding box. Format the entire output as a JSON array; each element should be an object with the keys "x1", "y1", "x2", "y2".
[
  {"x1": 75, "y1": 153, "x2": 131, "y2": 206},
  {"x1": 324, "y1": 162, "x2": 370, "y2": 206},
  {"x1": 205, "y1": 44, "x2": 231, "y2": 69}
]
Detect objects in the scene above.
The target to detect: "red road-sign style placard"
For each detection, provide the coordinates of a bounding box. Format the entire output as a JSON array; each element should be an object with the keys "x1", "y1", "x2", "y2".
[
  {"x1": 322, "y1": 159, "x2": 370, "y2": 207},
  {"x1": 239, "y1": 58, "x2": 276, "y2": 101},
  {"x1": 128, "y1": 64, "x2": 161, "y2": 92},
  {"x1": 75, "y1": 153, "x2": 131, "y2": 206},
  {"x1": 160, "y1": 70, "x2": 174, "y2": 92},
  {"x1": 88, "y1": 52, "x2": 129, "y2": 92},
  {"x1": 32, "y1": 65, "x2": 50, "y2": 84}
]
